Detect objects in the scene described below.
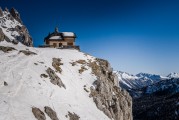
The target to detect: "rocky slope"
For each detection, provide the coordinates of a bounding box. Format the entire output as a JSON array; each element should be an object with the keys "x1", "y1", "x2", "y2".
[
  {"x1": 0, "y1": 41, "x2": 132, "y2": 120},
  {"x1": 0, "y1": 7, "x2": 33, "y2": 46}
]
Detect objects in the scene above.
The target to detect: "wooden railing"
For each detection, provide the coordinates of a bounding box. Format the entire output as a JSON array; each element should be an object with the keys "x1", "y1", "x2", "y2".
[
  {"x1": 58, "y1": 45, "x2": 80, "y2": 50},
  {"x1": 38, "y1": 45, "x2": 80, "y2": 50}
]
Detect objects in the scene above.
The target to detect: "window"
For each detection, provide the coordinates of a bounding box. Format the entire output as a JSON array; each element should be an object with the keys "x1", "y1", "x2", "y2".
[
  {"x1": 59, "y1": 43, "x2": 62, "y2": 47},
  {"x1": 67, "y1": 42, "x2": 73, "y2": 46},
  {"x1": 53, "y1": 43, "x2": 57, "y2": 47}
]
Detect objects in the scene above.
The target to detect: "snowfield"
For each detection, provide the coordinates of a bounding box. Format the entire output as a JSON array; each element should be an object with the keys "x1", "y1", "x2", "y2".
[{"x1": 0, "y1": 41, "x2": 111, "y2": 120}]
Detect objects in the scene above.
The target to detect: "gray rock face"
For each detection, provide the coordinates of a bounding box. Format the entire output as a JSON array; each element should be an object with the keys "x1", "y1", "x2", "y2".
[
  {"x1": 68, "y1": 112, "x2": 80, "y2": 120},
  {"x1": 52, "y1": 58, "x2": 63, "y2": 73},
  {"x1": 10, "y1": 8, "x2": 22, "y2": 24},
  {"x1": 89, "y1": 58, "x2": 133, "y2": 120},
  {"x1": 46, "y1": 67, "x2": 66, "y2": 88},
  {"x1": 0, "y1": 8, "x2": 33, "y2": 46},
  {"x1": 0, "y1": 28, "x2": 5, "y2": 41},
  {"x1": 18, "y1": 50, "x2": 37, "y2": 56},
  {"x1": 0, "y1": 46, "x2": 16, "y2": 53},
  {"x1": 44, "y1": 106, "x2": 59, "y2": 120},
  {"x1": 32, "y1": 107, "x2": 46, "y2": 120},
  {"x1": 0, "y1": 7, "x2": 3, "y2": 17}
]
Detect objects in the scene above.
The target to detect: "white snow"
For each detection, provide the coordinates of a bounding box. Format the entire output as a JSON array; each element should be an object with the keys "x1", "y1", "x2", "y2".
[
  {"x1": 49, "y1": 36, "x2": 62, "y2": 40},
  {"x1": 0, "y1": 41, "x2": 111, "y2": 120},
  {"x1": 62, "y1": 32, "x2": 75, "y2": 37}
]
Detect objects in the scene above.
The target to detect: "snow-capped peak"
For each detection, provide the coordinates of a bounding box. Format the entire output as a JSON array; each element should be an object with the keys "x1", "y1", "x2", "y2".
[
  {"x1": 115, "y1": 71, "x2": 166, "y2": 90},
  {"x1": 136, "y1": 72, "x2": 163, "y2": 80},
  {"x1": 114, "y1": 71, "x2": 137, "y2": 80},
  {"x1": 167, "y1": 72, "x2": 179, "y2": 78}
]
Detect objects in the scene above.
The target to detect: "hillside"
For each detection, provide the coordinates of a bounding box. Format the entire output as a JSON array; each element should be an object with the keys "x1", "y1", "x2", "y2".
[{"x1": 0, "y1": 41, "x2": 132, "y2": 120}]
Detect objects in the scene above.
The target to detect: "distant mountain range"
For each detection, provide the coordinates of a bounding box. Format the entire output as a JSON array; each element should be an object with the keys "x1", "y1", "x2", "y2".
[
  {"x1": 115, "y1": 71, "x2": 178, "y2": 90},
  {"x1": 114, "y1": 71, "x2": 179, "y2": 119}
]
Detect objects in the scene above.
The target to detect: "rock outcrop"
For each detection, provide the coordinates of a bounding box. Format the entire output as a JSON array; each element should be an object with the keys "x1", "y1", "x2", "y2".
[
  {"x1": 46, "y1": 67, "x2": 66, "y2": 88},
  {"x1": 0, "y1": 7, "x2": 33, "y2": 46},
  {"x1": 68, "y1": 112, "x2": 80, "y2": 120},
  {"x1": 52, "y1": 58, "x2": 63, "y2": 73},
  {"x1": 32, "y1": 107, "x2": 46, "y2": 120},
  {"x1": 89, "y1": 58, "x2": 133, "y2": 120},
  {"x1": 19, "y1": 50, "x2": 37, "y2": 56},
  {"x1": 0, "y1": 46, "x2": 16, "y2": 52},
  {"x1": 44, "y1": 106, "x2": 59, "y2": 120}
]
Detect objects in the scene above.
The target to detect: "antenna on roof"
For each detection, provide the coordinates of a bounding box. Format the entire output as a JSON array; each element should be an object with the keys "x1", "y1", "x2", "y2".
[{"x1": 55, "y1": 26, "x2": 59, "y2": 33}]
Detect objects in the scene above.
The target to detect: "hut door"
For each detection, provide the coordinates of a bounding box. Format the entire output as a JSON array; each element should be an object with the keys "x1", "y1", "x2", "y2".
[
  {"x1": 59, "y1": 43, "x2": 62, "y2": 47},
  {"x1": 53, "y1": 43, "x2": 57, "y2": 48}
]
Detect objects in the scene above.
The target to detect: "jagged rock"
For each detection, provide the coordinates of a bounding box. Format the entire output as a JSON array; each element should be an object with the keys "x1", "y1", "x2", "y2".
[
  {"x1": 10, "y1": 8, "x2": 22, "y2": 23},
  {"x1": 46, "y1": 67, "x2": 66, "y2": 88},
  {"x1": 0, "y1": 46, "x2": 16, "y2": 53},
  {"x1": 0, "y1": 7, "x2": 3, "y2": 17},
  {"x1": 4, "y1": 7, "x2": 9, "y2": 12},
  {"x1": 52, "y1": 58, "x2": 63, "y2": 73},
  {"x1": 68, "y1": 112, "x2": 80, "y2": 120},
  {"x1": 89, "y1": 58, "x2": 133, "y2": 120},
  {"x1": 32, "y1": 107, "x2": 46, "y2": 120},
  {"x1": 19, "y1": 50, "x2": 37, "y2": 56},
  {"x1": 0, "y1": 7, "x2": 33, "y2": 46},
  {"x1": 44, "y1": 106, "x2": 59, "y2": 120}
]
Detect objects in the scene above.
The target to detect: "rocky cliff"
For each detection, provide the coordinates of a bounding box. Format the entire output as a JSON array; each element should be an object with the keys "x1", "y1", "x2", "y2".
[
  {"x1": 89, "y1": 59, "x2": 132, "y2": 120},
  {"x1": 0, "y1": 7, "x2": 33, "y2": 46}
]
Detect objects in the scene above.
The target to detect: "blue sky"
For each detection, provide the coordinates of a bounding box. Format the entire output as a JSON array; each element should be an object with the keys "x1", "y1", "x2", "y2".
[{"x1": 1, "y1": 0, "x2": 179, "y2": 75}]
